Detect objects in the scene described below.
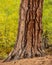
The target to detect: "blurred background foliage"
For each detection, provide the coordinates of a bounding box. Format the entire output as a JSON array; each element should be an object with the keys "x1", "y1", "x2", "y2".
[{"x1": 0, "y1": 0, "x2": 52, "y2": 59}]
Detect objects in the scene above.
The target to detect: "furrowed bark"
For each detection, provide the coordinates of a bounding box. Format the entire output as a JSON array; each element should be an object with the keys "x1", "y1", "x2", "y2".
[{"x1": 4, "y1": 0, "x2": 44, "y2": 62}]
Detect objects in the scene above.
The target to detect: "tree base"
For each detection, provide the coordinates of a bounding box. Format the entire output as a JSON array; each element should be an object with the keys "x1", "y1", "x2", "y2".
[{"x1": 3, "y1": 47, "x2": 45, "y2": 62}]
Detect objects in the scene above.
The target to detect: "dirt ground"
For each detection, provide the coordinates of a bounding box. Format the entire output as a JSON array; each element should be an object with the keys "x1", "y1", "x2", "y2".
[{"x1": 0, "y1": 55, "x2": 52, "y2": 65}]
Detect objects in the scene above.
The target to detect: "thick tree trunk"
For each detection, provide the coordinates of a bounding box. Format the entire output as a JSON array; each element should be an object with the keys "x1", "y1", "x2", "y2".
[{"x1": 4, "y1": 0, "x2": 44, "y2": 62}]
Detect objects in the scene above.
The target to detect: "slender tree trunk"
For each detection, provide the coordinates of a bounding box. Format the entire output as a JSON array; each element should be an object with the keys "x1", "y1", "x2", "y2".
[
  {"x1": 4, "y1": 0, "x2": 44, "y2": 62},
  {"x1": 43, "y1": 31, "x2": 49, "y2": 49}
]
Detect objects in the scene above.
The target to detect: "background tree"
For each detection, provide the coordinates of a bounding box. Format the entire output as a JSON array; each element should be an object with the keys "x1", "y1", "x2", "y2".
[
  {"x1": 4, "y1": 0, "x2": 44, "y2": 62},
  {"x1": 42, "y1": 31, "x2": 49, "y2": 49}
]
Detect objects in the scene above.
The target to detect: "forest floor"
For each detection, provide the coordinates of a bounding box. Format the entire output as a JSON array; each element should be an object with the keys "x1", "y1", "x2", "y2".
[{"x1": 0, "y1": 55, "x2": 52, "y2": 65}]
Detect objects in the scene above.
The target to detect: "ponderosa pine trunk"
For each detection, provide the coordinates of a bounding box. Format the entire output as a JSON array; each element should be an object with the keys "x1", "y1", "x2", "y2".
[{"x1": 4, "y1": 0, "x2": 44, "y2": 62}]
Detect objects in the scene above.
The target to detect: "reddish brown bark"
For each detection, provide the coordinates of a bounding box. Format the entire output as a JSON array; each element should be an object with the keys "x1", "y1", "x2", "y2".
[{"x1": 4, "y1": 0, "x2": 44, "y2": 62}]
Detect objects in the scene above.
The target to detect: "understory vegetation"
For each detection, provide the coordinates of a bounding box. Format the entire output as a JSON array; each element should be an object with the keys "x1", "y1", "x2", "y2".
[{"x1": 0, "y1": 0, "x2": 52, "y2": 59}]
